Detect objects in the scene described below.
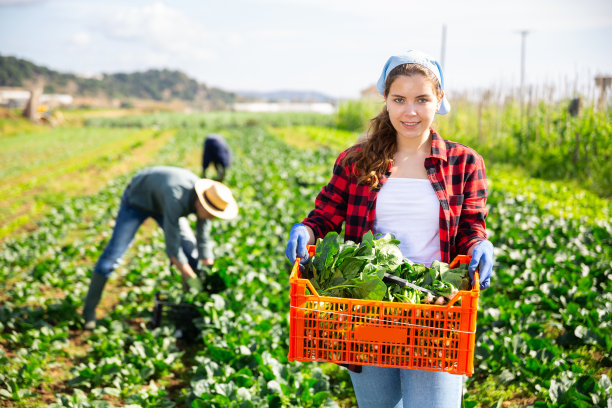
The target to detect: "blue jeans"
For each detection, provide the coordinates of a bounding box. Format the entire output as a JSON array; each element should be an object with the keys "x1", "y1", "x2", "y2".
[
  {"x1": 94, "y1": 190, "x2": 199, "y2": 277},
  {"x1": 348, "y1": 366, "x2": 463, "y2": 408}
]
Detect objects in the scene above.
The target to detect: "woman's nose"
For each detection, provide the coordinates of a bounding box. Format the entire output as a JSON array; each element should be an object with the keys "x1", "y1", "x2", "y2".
[{"x1": 402, "y1": 102, "x2": 416, "y2": 115}]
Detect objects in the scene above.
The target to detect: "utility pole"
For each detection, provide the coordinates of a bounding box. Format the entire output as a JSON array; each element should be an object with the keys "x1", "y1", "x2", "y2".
[
  {"x1": 440, "y1": 24, "x2": 447, "y2": 70},
  {"x1": 519, "y1": 30, "x2": 529, "y2": 101},
  {"x1": 595, "y1": 76, "x2": 611, "y2": 111}
]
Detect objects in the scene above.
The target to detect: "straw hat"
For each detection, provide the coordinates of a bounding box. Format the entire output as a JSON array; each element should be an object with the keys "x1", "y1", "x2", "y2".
[{"x1": 194, "y1": 179, "x2": 238, "y2": 220}]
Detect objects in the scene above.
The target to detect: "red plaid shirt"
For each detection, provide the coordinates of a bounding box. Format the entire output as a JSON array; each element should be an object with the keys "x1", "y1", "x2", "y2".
[{"x1": 302, "y1": 130, "x2": 488, "y2": 262}]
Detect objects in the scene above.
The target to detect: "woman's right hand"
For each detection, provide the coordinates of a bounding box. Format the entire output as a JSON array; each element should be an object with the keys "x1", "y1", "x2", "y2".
[{"x1": 285, "y1": 223, "x2": 312, "y2": 264}]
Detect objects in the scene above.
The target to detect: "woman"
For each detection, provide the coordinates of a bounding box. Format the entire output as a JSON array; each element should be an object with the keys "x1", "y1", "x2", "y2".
[{"x1": 285, "y1": 50, "x2": 494, "y2": 408}]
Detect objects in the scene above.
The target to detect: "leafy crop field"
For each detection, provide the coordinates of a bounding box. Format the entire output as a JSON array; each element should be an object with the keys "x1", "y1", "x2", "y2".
[
  {"x1": 0, "y1": 123, "x2": 174, "y2": 238},
  {"x1": 0, "y1": 111, "x2": 610, "y2": 407}
]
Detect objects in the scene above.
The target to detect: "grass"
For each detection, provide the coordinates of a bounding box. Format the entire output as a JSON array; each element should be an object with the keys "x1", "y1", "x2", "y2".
[
  {"x1": 1, "y1": 127, "x2": 149, "y2": 180},
  {"x1": 0, "y1": 117, "x2": 47, "y2": 138}
]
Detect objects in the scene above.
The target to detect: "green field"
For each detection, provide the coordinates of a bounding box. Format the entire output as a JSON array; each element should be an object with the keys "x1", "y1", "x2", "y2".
[
  {"x1": 0, "y1": 121, "x2": 175, "y2": 238},
  {"x1": 0, "y1": 107, "x2": 610, "y2": 407}
]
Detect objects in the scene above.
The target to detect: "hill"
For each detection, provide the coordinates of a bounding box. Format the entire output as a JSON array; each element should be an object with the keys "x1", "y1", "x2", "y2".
[{"x1": 0, "y1": 55, "x2": 237, "y2": 109}]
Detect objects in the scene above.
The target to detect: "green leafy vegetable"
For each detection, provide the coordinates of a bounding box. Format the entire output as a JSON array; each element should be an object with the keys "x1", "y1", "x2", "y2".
[{"x1": 307, "y1": 231, "x2": 471, "y2": 304}]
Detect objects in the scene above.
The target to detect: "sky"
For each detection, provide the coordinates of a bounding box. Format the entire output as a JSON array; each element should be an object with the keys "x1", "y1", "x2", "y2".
[{"x1": 0, "y1": 0, "x2": 611, "y2": 100}]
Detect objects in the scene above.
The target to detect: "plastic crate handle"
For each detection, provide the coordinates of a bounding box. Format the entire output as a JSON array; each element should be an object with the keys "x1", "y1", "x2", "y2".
[
  {"x1": 291, "y1": 256, "x2": 320, "y2": 296},
  {"x1": 448, "y1": 254, "x2": 480, "y2": 290}
]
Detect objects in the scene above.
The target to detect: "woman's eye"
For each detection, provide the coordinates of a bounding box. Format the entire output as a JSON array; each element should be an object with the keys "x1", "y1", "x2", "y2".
[
  {"x1": 418, "y1": 98, "x2": 429, "y2": 103},
  {"x1": 394, "y1": 98, "x2": 404, "y2": 103}
]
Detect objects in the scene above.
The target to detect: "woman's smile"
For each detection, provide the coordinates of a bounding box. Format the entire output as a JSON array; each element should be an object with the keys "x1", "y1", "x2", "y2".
[{"x1": 400, "y1": 120, "x2": 420, "y2": 129}]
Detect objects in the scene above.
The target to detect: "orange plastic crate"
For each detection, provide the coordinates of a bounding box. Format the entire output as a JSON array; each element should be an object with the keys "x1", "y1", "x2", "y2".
[{"x1": 288, "y1": 245, "x2": 479, "y2": 376}]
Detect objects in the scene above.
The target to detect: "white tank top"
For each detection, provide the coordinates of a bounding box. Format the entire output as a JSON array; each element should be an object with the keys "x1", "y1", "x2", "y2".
[{"x1": 373, "y1": 178, "x2": 441, "y2": 266}]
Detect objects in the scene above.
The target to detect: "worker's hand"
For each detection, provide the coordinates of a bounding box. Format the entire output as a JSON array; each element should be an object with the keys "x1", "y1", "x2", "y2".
[
  {"x1": 285, "y1": 223, "x2": 311, "y2": 265},
  {"x1": 468, "y1": 240, "x2": 494, "y2": 289},
  {"x1": 171, "y1": 256, "x2": 198, "y2": 280},
  {"x1": 201, "y1": 258, "x2": 214, "y2": 266},
  {"x1": 183, "y1": 277, "x2": 203, "y2": 292}
]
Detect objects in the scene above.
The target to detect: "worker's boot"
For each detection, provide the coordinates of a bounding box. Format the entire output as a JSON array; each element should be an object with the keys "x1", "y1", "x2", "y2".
[{"x1": 82, "y1": 272, "x2": 108, "y2": 330}]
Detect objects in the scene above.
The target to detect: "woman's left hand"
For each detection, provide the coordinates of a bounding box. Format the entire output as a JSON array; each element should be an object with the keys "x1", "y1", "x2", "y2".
[{"x1": 468, "y1": 240, "x2": 494, "y2": 289}]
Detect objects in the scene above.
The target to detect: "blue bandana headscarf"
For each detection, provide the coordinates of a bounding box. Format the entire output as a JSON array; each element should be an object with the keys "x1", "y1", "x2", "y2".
[{"x1": 376, "y1": 50, "x2": 450, "y2": 115}]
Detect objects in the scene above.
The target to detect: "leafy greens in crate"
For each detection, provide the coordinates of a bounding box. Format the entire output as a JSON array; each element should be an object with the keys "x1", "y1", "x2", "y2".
[{"x1": 305, "y1": 231, "x2": 470, "y2": 304}]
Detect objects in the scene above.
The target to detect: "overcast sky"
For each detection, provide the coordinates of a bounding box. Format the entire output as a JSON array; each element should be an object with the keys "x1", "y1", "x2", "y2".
[{"x1": 1, "y1": 0, "x2": 611, "y2": 99}]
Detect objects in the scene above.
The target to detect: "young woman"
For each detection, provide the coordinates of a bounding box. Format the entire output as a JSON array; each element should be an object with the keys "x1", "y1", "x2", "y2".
[{"x1": 285, "y1": 50, "x2": 494, "y2": 408}]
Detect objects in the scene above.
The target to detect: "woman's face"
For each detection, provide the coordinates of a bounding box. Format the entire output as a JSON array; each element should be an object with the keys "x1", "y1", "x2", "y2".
[{"x1": 385, "y1": 74, "x2": 441, "y2": 144}]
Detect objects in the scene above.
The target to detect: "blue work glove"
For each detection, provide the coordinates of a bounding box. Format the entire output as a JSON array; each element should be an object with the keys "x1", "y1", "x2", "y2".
[
  {"x1": 468, "y1": 240, "x2": 494, "y2": 290},
  {"x1": 285, "y1": 223, "x2": 310, "y2": 265}
]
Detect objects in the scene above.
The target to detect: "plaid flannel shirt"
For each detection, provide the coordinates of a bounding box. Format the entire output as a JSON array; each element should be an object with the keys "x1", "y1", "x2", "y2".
[{"x1": 302, "y1": 130, "x2": 488, "y2": 263}]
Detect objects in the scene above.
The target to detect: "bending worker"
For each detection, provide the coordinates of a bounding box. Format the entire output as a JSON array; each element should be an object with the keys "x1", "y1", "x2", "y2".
[
  {"x1": 202, "y1": 133, "x2": 232, "y2": 182},
  {"x1": 82, "y1": 165, "x2": 238, "y2": 330}
]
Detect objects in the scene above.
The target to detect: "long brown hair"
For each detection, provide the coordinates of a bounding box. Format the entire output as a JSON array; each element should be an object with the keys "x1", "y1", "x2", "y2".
[{"x1": 342, "y1": 63, "x2": 443, "y2": 189}]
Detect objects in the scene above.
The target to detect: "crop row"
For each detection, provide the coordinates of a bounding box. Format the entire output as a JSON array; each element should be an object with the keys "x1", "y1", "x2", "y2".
[{"x1": 0, "y1": 126, "x2": 175, "y2": 239}]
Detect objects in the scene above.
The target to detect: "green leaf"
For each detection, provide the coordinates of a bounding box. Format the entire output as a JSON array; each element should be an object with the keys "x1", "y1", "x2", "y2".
[
  {"x1": 574, "y1": 325, "x2": 588, "y2": 339},
  {"x1": 440, "y1": 264, "x2": 470, "y2": 290},
  {"x1": 337, "y1": 257, "x2": 365, "y2": 279},
  {"x1": 347, "y1": 275, "x2": 387, "y2": 301},
  {"x1": 549, "y1": 372, "x2": 576, "y2": 403},
  {"x1": 373, "y1": 234, "x2": 403, "y2": 269},
  {"x1": 549, "y1": 379, "x2": 564, "y2": 403},
  {"x1": 313, "y1": 232, "x2": 341, "y2": 276},
  {"x1": 267, "y1": 394, "x2": 283, "y2": 408},
  {"x1": 598, "y1": 374, "x2": 611, "y2": 391},
  {"x1": 0, "y1": 389, "x2": 14, "y2": 399},
  {"x1": 361, "y1": 230, "x2": 374, "y2": 247},
  {"x1": 499, "y1": 369, "x2": 516, "y2": 385},
  {"x1": 337, "y1": 243, "x2": 357, "y2": 262}
]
